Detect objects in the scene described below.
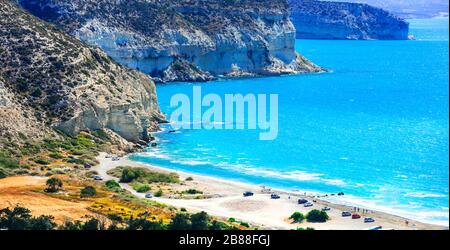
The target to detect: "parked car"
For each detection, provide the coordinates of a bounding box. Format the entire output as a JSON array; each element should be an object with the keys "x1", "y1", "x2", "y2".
[
  {"x1": 145, "y1": 193, "x2": 153, "y2": 199},
  {"x1": 364, "y1": 217, "x2": 376, "y2": 223},
  {"x1": 243, "y1": 191, "x2": 254, "y2": 197},
  {"x1": 271, "y1": 193, "x2": 281, "y2": 199},
  {"x1": 298, "y1": 199, "x2": 308, "y2": 204},
  {"x1": 93, "y1": 175, "x2": 103, "y2": 181},
  {"x1": 367, "y1": 226, "x2": 383, "y2": 230},
  {"x1": 352, "y1": 214, "x2": 361, "y2": 219},
  {"x1": 322, "y1": 207, "x2": 331, "y2": 212},
  {"x1": 84, "y1": 163, "x2": 92, "y2": 169},
  {"x1": 112, "y1": 156, "x2": 120, "y2": 161},
  {"x1": 304, "y1": 202, "x2": 313, "y2": 207},
  {"x1": 342, "y1": 211, "x2": 352, "y2": 217},
  {"x1": 105, "y1": 155, "x2": 113, "y2": 159}
]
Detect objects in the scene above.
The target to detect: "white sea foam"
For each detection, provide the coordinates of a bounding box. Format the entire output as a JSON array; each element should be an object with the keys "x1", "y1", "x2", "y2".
[{"x1": 404, "y1": 192, "x2": 447, "y2": 198}]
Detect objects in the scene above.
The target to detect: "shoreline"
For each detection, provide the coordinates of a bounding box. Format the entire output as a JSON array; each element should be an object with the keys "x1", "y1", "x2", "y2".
[{"x1": 95, "y1": 152, "x2": 447, "y2": 230}]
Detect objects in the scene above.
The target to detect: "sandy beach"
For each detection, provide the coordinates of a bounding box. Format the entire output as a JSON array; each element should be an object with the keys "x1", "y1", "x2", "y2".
[{"x1": 94, "y1": 153, "x2": 446, "y2": 230}]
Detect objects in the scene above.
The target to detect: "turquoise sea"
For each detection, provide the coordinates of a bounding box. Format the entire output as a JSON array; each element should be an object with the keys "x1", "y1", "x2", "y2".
[{"x1": 131, "y1": 18, "x2": 449, "y2": 226}]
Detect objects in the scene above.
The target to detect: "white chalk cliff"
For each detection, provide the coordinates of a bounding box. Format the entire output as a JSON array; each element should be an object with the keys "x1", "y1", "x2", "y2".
[{"x1": 19, "y1": 0, "x2": 324, "y2": 82}]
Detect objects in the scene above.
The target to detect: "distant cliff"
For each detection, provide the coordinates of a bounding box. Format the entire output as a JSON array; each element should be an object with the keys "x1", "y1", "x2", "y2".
[
  {"x1": 289, "y1": 0, "x2": 410, "y2": 40},
  {"x1": 18, "y1": 0, "x2": 324, "y2": 83},
  {"x1": 1, "y1": 0, "x2": 164, "y2": 144}
]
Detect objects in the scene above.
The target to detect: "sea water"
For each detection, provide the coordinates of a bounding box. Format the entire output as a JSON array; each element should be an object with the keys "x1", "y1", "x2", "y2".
[{"x1": 131, "y1": 18, "x2": 449, "y2": 226}]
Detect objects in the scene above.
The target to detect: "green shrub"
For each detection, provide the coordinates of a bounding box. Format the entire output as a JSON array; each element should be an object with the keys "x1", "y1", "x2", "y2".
[
  {"x1": 210, "y1": 220, "x2": 233, "y2": 230},
  {"x1": 154, "y1": 189, "x2": 163, "y2": 197},
  {"x1": 45, "y1": 177, "x2": 63, "y2": 193},
  {"x1": 182, "y1": 189, "x2": 203, "y2": 195},
  {"x1": 33, "y1": 157, "x2": 50, "y2": 165},
  {"x1": 0, "y1": 153, "x2": 20, "y2": 169},
  {"x1": 290, "y1": 212, "x2": 305, "y2": 223},
  {"x1": 50, "y1": 168, "x2": 66, "y2": 175},
  {"x1": 0, "y1": 206, "x2": 56, "y2": 230},
  {"x1": 80, "y1": 186, "x2": 97, "y2": 198},
  {"x1": 239, "y1": 222, "x2": 250, "y2": 228},
  {"x1": 306, "y1": 210, "x2": 329, "y2": 223},
  {"x1": 120, "y1": 168, "x2": 138, "y2": 183},
  {"x1": 185, "y1": 177, "x2": 194, "y2": 181},
  {"x1": 168, "y1": 213, "x2": 191, "y2": 230},
  {"x1": 133, "y1": 183, "x2": 151, "y2": 193},
  {"x1": 48, "y1": 152, "x2": 63, "y2": 159},
  {"x1": 0, "y1": 168, "x2": 11, "y2": 179},
  {"x1": 105, "y1": 180, "x2": 121, "y2": 191},
  {"x1": 228, "y1": 218, "x2": 236, "y2": 223},
  {"x1": 191, "y1": 211, "x2": 209, "y2": 230},
  {"x1": 113, "y1": 167, "x2": 179, "y2": 184}
]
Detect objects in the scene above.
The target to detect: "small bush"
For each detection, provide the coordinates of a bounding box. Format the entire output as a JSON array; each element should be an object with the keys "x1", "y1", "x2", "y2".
[
  {"x1": 290, "y1": 212, "x2": 305, "y2": 223},
  {"x1": 48, "y1": 152, "x2": 63, "y2": 159},
  {"x1": 210, "y1": 220, "x2": 233, "y2": 230},
  {"x1": 33, "y1": 158, "x2": 50, "y2": 165},
  {"x1": 80, "y1": 186, "x2": 97, "y2": 198},
  {"x1": 182, "y1": 189, "x2": 203, "y2": 195},
  {"x1": 45, "y1": 177, "x2": 63, "y2": 193},
  {"x1": 105, "y1": 180, "x2": 121, "y2": 191},
  {"x1": 154, "y1": 189, "x2": 163, "y2": 197},
  {"x1": 133, "y1": 183, "x2": 151, "y2": 193},
  {"x1": 239, "y1": 222, "x2": 250, "y2": 228},
  {"x1": 185, "y1": 177, "x2": 194, "y2": 181}
]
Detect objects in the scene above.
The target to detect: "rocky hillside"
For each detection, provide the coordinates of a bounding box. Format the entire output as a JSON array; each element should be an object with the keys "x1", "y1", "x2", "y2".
[
  {"x1": 0, "y1": 0, "x2": 164, "y2": 144},
  {"x1": 289, "y1": 0, "x2": 409, "y2": 40},
  {"x1": 18, "y1": 0, "x2": 323, "y2": 82}
]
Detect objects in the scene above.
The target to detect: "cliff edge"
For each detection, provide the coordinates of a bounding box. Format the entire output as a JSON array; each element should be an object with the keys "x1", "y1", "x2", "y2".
[
  {"x1": 289, "y1": 0, "x2": 409, "y2": 40},
  {"x1": 1, "y1": 0, "x2": 164, "y2": 144},
  {"x1": 18, "y1": 0, "x2": 324, "y2": 83}
]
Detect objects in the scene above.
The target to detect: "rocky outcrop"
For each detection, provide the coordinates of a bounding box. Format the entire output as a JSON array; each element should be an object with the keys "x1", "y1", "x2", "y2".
[
  {"x1": 289, "y1": 0, "x2": 409, "y2": 40},
  {"x1": 18, "y1": 0, "x2": 324, "y2": 83},
  {"x1": 0, "y1": 0, "x2": 164, "y2": 143}
]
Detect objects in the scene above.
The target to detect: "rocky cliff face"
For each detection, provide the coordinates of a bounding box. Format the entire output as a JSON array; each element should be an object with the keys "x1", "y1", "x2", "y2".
[
  {"x1": 18, "y1": 0, "x2": 323, "y2": 82},
  {"x1": 0, "y1": 0, "x2": 164, "y2": 143},
  {"x1": 289, "y1": 0, "x2": 409, "y2": 40}
]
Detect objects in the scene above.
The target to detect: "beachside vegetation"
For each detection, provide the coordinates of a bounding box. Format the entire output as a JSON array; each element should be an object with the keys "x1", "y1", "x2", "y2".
[
  {"x1": 154, "y1": 189, "x2": 164, "y2": 197},
  {"x1": 132, "y1": 182, "x2": 151, "y2": 193},
  {"x1": 290, "y1": 212, "x2": 306, "y2": 223},
  {"x1": 107, "y1": 166, "x2": 179, "y2": 184},
  {"x1": 306, "y1": 209, "x2": 329, "y2": 223},
  {"x1": 182, "y1": 189, "x2": 203, "y2": 195},
  {"x1": 105, "y1": 180, "x2": 121, "y2": 192}
]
